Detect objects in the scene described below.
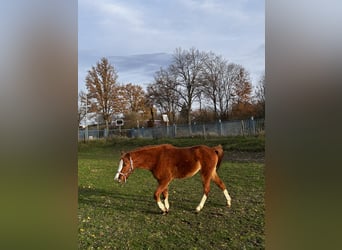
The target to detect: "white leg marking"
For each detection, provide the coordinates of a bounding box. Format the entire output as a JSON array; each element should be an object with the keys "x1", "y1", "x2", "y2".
[
  {"x1": 223, "y1": 189, "x2": 232, "y2": 207},
  {"x1": 164, "y1": 198, "x2": 170, "y2": 211},
  {"x1": 196, "y1": 194, "x2": 207, "y2": 212},
  {"x1": 157, "y1": 201, "x2": 166, "y2": 212}
]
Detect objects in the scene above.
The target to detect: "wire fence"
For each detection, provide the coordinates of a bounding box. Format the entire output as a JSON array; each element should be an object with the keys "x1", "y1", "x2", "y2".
[{"x1": 78, "y1": 118, "x2": 264, "y2": 141}]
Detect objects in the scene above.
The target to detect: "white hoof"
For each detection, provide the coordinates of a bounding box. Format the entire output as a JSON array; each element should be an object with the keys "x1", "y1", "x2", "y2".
[
  {"x1": 157, "y1": 201, "x2": 166, "y2": 213},
  {"x1": 164, "y1": 198, "x2": 170, "y2": 211},
  {"x1": 227, "y1": 199, "x2": 231, "y2": 208}
]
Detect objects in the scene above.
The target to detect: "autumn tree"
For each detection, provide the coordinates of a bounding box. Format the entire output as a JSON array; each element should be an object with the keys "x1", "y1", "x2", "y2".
[
  {"x1": 230, "y1": 65, "x2": 253, "y2": 119},
  {"x1": 169, "y1": 47, "x2": 207, "y2": 129},
  {"x1": 112, "y1": 85, "x2": 127, "y2": 115},
  {"x1": 234, "y1": 67, "x2": 252, "y2": 103},
  {"x1": 85, "y1": 57, "x2": 119, "y2": 131},
  {"x1": 121, "y1": 83, "x2": 146, "y2": 112},
  {"x1": 118, "y1": 83, "x2": 149, "y2": 128}
]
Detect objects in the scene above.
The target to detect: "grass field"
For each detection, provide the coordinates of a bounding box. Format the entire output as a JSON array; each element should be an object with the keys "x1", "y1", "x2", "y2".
[{"x1": 78, "y1": 137, "x2": 265, "y2": 249}]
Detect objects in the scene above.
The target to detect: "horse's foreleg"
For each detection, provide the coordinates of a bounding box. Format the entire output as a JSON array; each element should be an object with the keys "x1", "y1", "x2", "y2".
[
  {"x1": 212, "y1": 171, "x2": 232, "y2": 207},
  {"x1": 154, "y1": 190, "x2": 166, "y2": 213},
  {"x1": 162, "y1": 189, "x2": 169, "y2": 212},
  {"x1": 196, "y1": 194, "x2": 208, "y2": 212},
  {"x1": 154, "y1": 181, "x2": 170, "y2": 214},
  {"x1": 196, "y1": 175, "x2": 211, "y2": 212}
]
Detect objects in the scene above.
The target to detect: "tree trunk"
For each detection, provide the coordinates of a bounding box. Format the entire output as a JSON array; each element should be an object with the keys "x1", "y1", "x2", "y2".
[
  {"x1": 105, "y1": 120, "x2": 109, "y2": 138},
  {"x1": 187, "y1": 103, "x2": 192, "y2": 135}
]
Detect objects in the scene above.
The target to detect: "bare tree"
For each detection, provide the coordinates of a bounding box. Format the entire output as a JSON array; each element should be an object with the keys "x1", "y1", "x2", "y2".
[
  {"x1": 254, "y1": 72, "x2": 265, "y2": 118},
  {"x1": 146, "y1": 68, "x2": 179, "y2": 123},
  {"x1": 218, "y1": 62, "x2": 236, "y2": 119},
  {"x1": 201, "y1": 59, "x2": 253, "y2": 120},
  {"x1": 169, "y1": 47, "x2": 207, "y2": 129},
  {"x1": 85, "y1": 57, "x2": 119, "y2": 131},
  {"x1": 200, "y1": 52, "x2": 226, "y2": 119},
  {"x1": 201, "y1": 57, "x2": 240, "y2": 120}
]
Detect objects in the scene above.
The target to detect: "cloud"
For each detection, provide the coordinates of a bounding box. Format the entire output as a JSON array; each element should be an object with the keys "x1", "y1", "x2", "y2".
[
  {"x1": 178, "y1": 0, "x2": 251, "y2": 22},
  {"x1": 98, "y1": 1, "x2": 144, "y2": 30},
  {"x1": 79, "y1": 0, "x2": 144, "y2": 29},
  {"x1": 78, "y1": 0, "x2": 264, "y2": 90},
  {"x1": 78, "y1": 52, "x2": 173, "y2": 90}
]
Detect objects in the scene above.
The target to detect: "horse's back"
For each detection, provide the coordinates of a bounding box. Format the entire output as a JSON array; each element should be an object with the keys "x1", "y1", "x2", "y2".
[
  {"x1": 163, "y1": 144, "x2": 221, "y2": 162},
  {"x1": 177, "y1": 145, "x2": 221, "y2": 172}
]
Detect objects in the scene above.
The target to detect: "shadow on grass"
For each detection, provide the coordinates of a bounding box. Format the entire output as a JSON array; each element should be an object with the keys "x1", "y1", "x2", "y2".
[
  {"x1": 78, "y1": 186, "x2": 216, "y2": 215},
  {"x1": 78, "y1": 186, "x2": 163, "y2": 214}
]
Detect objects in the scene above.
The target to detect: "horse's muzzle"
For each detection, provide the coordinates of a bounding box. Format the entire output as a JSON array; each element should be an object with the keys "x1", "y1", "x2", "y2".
[
  {"x1": 114, "y1": 174, "x2": 126, "y2": 183},
  {"x1": 114, "y1": 172, "x2": 120, "y2": 181}
]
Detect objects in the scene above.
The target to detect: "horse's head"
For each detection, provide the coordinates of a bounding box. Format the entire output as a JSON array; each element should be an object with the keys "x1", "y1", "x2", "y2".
[{"x1": 114, "y1": 152, "x2": 134, "y2": 183}]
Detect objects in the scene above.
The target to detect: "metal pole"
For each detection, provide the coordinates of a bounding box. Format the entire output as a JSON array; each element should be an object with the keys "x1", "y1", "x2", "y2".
[
  {"x1": 97, "y1": 113, "x2": 99, "y2": 139},
  {"x1": 85, "y1": 90, "x2": 88, "y2": 141}
]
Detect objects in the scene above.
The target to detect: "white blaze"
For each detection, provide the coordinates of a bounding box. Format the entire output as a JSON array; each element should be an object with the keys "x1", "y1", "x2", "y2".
[{"x1": 114, "y1": 159, "x2": 123, "y2": 180}]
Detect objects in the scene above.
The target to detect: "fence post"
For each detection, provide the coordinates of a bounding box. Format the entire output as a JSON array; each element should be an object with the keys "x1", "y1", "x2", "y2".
[
  {"x1": 251, "y1": 117, "x2": 256, "y2": 135},
  {"x1": 166, "y1": 123, "x2": 169, "y2": 137},
  {"x1": 85, "y1": 126, "x2": 89, "y2": 142},
  {"x1": 218, "y1": 119, "x2": 222, "y2": 136},
  {"x1": 202, "y1": 124, "x2": 206, "y2": 139},
  {"x1": 241, "y1": 120, "x2": 245, "y2": 136}
]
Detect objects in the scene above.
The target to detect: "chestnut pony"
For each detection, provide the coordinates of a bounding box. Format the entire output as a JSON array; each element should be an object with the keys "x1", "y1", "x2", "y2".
[{"x1": 114, "y1": 144, "x2": 231, "y2": 213}]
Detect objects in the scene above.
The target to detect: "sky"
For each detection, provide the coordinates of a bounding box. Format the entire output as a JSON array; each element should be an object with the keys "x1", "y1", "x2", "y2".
[{"x1": 78, "y1": 0, "x2": 265, "y2": 91}]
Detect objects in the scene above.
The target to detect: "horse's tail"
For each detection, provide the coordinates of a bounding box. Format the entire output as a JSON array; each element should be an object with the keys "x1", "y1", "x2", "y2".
[{"x1": 213, "y1": 144, "x2": 224, "y2": 170}]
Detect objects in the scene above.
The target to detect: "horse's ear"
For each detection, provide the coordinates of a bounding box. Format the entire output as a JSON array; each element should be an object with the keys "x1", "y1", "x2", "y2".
[{"x1": 120, "y1": 151, "x2": 126, "y2": 156}]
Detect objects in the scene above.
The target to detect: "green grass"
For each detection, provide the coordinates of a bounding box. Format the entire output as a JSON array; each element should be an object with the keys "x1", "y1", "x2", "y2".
[
  {"x1": 78, "y1": 137, "x2": 265, "y2": 249},
  {"x1": 78, "y1": 135, "x2": 265, "y2": 153}
]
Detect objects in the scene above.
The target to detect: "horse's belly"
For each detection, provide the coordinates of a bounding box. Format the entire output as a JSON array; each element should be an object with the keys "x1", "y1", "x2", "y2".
[{"x1": 176, "y1": 161, "x2": 201, "y2": 178}]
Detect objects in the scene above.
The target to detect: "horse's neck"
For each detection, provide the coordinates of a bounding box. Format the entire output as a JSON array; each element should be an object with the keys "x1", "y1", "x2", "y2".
[{"x1": 130, "y1": 150, "x2": 155, "y2": 170}]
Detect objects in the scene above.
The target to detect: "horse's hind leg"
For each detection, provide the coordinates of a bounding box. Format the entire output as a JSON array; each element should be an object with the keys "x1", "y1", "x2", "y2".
[{"x1": 211, "y1": 171, "x2": 231, "y2": 207}]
